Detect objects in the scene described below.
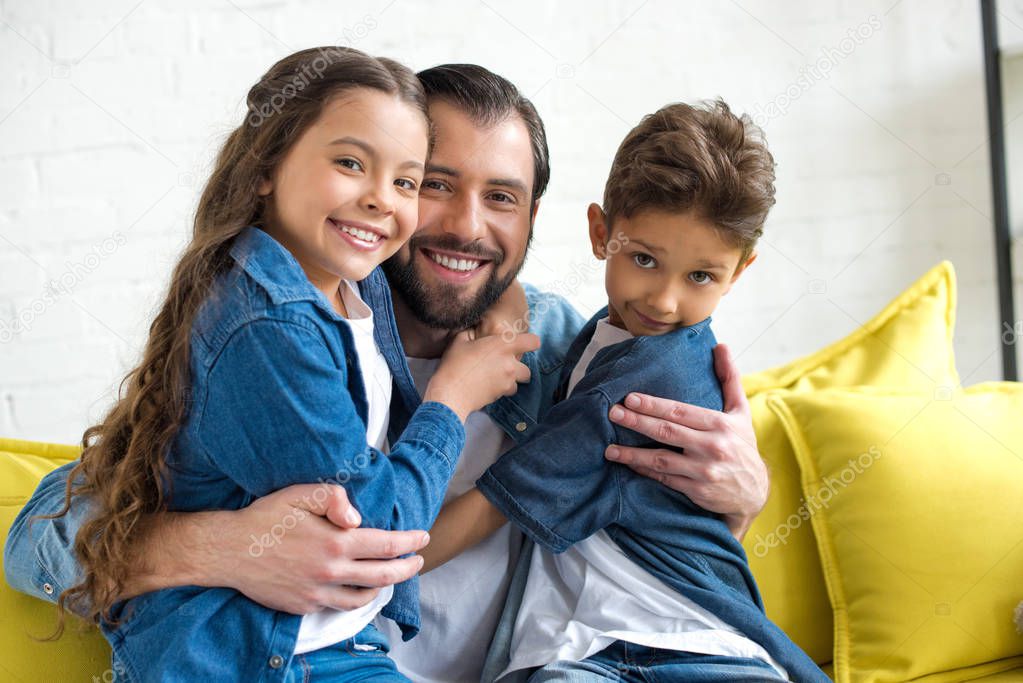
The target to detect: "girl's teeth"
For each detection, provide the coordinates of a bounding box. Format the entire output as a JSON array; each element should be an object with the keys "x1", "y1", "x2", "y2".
[
  {"x1": 339, "y1": 224, "x2": 380, "y2": 243},
  {"x1": 429, "y1": 251, "x2": 481, "y2": 272}
]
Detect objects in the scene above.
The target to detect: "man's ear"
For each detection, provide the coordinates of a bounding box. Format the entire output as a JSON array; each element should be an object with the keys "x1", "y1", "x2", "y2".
[
  {"x1": 530, "y1": 199, "x2": 541, "y2": 225},
  {"x1": 723, "y1": 251, "x2": 757, "y2": 295},
  {"x1": 587, "y1": 203, "x2": 609, "y2": 260}
]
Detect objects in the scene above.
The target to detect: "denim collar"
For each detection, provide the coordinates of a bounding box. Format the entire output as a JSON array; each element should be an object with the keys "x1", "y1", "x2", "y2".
[
  {"x1": 554, "y1": 305, "x2": 713, "y2": 401},
  {"x1": 229, "y1": 226, "x2": 345, "y2": 321}
]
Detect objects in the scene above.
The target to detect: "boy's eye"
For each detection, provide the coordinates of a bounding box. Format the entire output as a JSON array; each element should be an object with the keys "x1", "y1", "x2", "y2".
[
  {"x1": 394, "y1": 178, "x2": 418, "y2": 191},
  {"x1": 632, "y1": 253, "x2": 656, "y2": 269},
  {"x1": 689, "y1": 271, "x2": 714, "y2": 285},
  {"x1": 334, "y1": 158, "x2": 363, "y2": 172}
]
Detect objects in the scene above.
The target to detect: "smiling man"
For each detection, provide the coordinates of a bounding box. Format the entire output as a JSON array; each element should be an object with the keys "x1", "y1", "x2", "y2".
[{"x1": 4, "y1": 63, "x2": 769, "y2": 683}]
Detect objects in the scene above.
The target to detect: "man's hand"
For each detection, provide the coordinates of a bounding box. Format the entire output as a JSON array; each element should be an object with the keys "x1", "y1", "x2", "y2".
[
  {"x1": 142, "y1": 484, "x2": 431, "y2": 614},
  {"x1": 603, "y1": 343, "x2": 768, "y2": 541}
]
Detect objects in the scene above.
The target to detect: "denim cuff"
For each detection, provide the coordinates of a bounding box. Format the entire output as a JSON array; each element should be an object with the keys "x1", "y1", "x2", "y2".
[
  {"x1": 400, "y1": 401, "x2": 466, "y2": 470},
  {"x1": 476, "y1": 469, "x2": 571, "y2": 553}
]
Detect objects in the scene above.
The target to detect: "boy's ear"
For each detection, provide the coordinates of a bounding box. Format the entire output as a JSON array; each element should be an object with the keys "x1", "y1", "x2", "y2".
[
  {"x1": 257, "y1": 177, "x2": 273, "y2": 197},
  {"x1": 723, "y1": 251, "x2": 757, "y2": 295},
  {"x1": 587, "y1": 203, "x2": 609, "y2": 260}
]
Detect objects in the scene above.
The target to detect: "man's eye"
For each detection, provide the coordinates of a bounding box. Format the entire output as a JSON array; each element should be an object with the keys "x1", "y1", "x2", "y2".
[
  {"x1": 421, "y1": 179, "x2": 449, "y2": 192},
  {"x1": 334, "y1": 158, "x2": 363, "y2": 171},
  {"x1": 632, "y1": 253, "x2": 656, "y2": 269},
  {"x1": 689, "y1": 271, "x2": 713, "y2": 285},
  {"x1": 395, "y1": 178, "x2": 418, "y2": 191},
  {"x1": 488, "y1": 192, "x2": 514, "y2": 203}
]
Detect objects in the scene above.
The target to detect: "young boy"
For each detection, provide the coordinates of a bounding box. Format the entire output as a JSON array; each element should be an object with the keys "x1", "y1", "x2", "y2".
[{"x1": 422, "y1": 100, "x2": 827, "y2": 682}]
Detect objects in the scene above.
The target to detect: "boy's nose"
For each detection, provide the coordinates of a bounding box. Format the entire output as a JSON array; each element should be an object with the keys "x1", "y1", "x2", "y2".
[{"x1": 647, "y1": 289, "x2": 680, "y2": 317}]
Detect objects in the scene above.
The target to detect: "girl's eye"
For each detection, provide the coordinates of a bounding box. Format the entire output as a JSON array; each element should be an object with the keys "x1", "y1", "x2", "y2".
[
  {"x1": 334, "y1": 158, "x2": 363, "y2": 172},
  {"x1": 632, "y1": 253, "x2": 656, "y2": 269},
  {"x1": 394, "y1": 178, "x2": 418, "y2": 191},
  {"x1": 689, "y1": 271, "x2": 714, "y2": 285}
]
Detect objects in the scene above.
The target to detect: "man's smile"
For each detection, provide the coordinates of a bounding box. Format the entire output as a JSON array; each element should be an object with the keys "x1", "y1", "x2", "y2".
[{"x1": 418, "y1": 246, "x2": 493, "y2": 283}]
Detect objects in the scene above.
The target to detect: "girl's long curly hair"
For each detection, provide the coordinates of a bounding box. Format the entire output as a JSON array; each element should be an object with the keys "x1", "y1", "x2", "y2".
[{"x1": 46, "y1": 46, "x2": 428, "y2": 631}]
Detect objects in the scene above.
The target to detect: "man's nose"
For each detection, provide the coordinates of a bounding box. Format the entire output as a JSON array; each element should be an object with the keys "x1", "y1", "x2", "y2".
[{"x1": 441, "y1": 193, "x2": 487, "y2": 242}]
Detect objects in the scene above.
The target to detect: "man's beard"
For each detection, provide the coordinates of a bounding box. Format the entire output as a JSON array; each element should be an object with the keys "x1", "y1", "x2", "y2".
[{"x1": 382, "y1": 233, "x2": 523, "y2": 331}]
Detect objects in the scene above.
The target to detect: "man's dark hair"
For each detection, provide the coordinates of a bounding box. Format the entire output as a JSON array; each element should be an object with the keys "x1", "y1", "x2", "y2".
[{"x1": 416, "y1": 63, "x2": 550, "y2": 207}]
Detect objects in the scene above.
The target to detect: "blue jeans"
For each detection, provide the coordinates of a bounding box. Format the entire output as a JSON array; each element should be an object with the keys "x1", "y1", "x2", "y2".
[
  {"x1": 284, "y1": 623, "x2": 410, "y2": 682},
  {"x1": 527, "y1": 641, "x2": 785, "y2": 682}
]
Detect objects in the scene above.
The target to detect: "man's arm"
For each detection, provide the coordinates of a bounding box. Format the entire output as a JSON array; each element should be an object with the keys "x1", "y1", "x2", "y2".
[
  {"x1": 603, "y1": 343, "x2": 769, "y2": 541},
  {"x1": 4, "y1": 467, "x2": 430, "y2": 614},
  {"x1": 420, "y1": 489, "x2": 507, "y2": 573}
]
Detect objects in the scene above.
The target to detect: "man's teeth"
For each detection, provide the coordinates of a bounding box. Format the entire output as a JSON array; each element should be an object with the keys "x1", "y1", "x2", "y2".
[
  {"x1": 338, "y1": 224, "x2": 381, "y2": 243},
  {"x1": 428, "y1": 251, "x2": 482, "y2": 272}
]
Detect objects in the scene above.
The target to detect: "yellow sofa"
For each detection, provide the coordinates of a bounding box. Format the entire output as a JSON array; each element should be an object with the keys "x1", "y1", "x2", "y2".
[{"x1": 3, "y1": 261, "x2": 1022, "y2": 681}]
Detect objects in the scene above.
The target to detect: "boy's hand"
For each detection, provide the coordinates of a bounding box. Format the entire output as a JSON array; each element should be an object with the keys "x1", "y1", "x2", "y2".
[{"x1": 602, "y1": 343, "x2": 768, "y2": 541}]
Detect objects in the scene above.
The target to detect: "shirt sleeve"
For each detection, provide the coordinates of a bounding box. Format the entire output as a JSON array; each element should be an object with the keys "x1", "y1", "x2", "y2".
[
  {"x1": 3, "y1": 461, "x2": 91, "y2": 609},
  {"x1": 476, "y1": 388, "x2": 620, "y2": 553},
  {"x1": 197, "y1": 319, "x2": 464, "y2": 532}
]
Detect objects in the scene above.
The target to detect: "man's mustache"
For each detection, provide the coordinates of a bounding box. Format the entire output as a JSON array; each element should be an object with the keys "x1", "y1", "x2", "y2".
[{"x1": 410, "y1": 235, "x2": 504, "y2": 266}]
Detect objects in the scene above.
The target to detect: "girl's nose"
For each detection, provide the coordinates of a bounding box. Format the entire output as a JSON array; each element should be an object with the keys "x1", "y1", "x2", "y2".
[{"x1": 360, "y1": 179, "x2": 396, "y2": 216}]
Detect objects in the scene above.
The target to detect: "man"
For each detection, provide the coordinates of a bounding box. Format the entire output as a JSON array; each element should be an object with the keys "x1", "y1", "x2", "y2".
[{"x1": 4, "y1": 64, "x2": 768, "y2": 682}]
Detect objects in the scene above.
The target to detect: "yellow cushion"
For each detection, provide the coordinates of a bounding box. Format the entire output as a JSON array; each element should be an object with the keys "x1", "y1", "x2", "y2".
[
  {"x1": 769, "y1": 384, "x2": 1023, "y2": 683},
  {"x1": 0, "y1": 438, "x2": 111, "y2": 679},
  {"x1": 740, "y1": 261, "x2": 959, "y2": 664}
]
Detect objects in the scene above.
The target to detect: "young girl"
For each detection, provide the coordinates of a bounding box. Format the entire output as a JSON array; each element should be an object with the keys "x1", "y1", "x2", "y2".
[{"x1": 50, "y1": 47, "x2": 536, "y2": 682}]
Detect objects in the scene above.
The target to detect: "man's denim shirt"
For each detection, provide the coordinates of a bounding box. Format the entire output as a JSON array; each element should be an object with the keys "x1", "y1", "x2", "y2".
[
  {"x1": 476, "y1": 308, "x2": 828, "y2": 683},
  {"x1": 3, "y1": 227, "x2": 585, "y2": 681}
]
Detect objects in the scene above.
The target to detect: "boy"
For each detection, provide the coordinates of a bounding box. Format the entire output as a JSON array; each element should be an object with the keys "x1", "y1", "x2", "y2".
[{"x1": 422, "y1": 100, "x2": 827, "y2": 682}]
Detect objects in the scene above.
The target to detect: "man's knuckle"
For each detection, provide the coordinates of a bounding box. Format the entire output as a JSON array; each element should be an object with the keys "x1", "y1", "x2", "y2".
[{"x1": 656, "y1": 422, "x2": 677, "y2": 443}]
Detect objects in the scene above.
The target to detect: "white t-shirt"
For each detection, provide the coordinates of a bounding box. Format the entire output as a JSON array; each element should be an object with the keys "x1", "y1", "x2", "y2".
[
  {"x1": 294, "y1": 279, "x2": 394, "y2": 654},
  {"x1": 499, "y1": 317, "x2": 788, "y2": 680},
  {"x1": 375, "y1": 356, "x2": 524, "y2": 683}
]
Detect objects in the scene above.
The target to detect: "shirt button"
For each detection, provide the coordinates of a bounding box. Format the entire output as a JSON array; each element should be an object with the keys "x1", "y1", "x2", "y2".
[
  {"x1": 515, "y1": 421, "x2": 528, "y2": 432},
  {"x1": 42, "y1": 582, "x2": 54, "y2": 595},
  {"x1": 268, "y1": 655, "x2": 284, "y2": 669}
]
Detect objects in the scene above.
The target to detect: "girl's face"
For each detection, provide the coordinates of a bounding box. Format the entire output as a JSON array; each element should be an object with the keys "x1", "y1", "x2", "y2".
[{"x1": 259, "y1": 88, "x2": 429, "y2": 292}]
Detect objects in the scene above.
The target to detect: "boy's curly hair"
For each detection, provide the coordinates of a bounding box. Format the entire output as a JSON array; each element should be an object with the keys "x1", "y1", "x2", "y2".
[{"x1": 602, "y1": 99, "x2": 776, "y2": 261}]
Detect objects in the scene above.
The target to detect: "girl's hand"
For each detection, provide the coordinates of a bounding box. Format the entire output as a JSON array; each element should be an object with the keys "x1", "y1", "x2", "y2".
[
  {"x1": 473, "y1": 279, "x2": 529, "y2": 353},
  {"x1": 423, "y1": 329, "x2": 540, "y2": 421}
]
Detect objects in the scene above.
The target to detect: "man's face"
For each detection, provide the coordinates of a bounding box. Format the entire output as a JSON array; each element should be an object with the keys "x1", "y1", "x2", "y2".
[{"x1": 383, "y1": 99, "x2": 536, "y2": 330}]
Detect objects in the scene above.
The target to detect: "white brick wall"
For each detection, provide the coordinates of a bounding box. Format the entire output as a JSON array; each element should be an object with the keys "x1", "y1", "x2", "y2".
[{"x1": 0, "y1": 0, "x2": 1018, "y2": 442}]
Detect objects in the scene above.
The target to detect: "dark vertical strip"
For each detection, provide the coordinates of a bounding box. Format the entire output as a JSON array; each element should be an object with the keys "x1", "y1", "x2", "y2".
[{"x1": 981, "y1": 0, "x2": 1018, "y2": 380}]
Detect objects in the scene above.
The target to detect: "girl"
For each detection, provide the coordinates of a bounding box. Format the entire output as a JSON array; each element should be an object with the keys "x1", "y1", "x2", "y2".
[{"x1": 50, "y1": 47, "x2": 536, "y2": 682}]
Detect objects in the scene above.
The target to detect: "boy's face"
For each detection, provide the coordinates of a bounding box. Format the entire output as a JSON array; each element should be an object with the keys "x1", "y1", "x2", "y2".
[{"x1": 587, "y1": 204, "x2": 755, "y2": 337}]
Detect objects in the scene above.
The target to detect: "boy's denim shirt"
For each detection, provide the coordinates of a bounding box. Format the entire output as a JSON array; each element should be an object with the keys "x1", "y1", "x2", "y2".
[
  {"x1": 6, "y1": 227, "x2": 470, "y2": 682},
  {"x1": 476, "y1": 308, "x2": 829, "y2": 683}
]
